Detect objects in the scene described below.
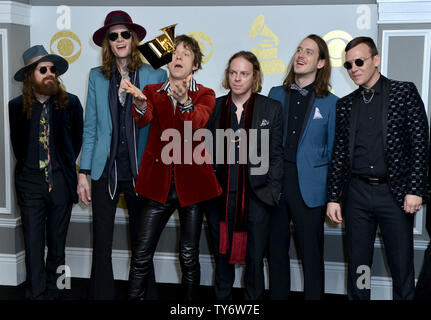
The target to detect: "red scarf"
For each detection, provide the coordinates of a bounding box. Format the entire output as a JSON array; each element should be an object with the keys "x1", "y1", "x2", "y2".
[{"x1": 218, "y1": 92, "x2": 255, "y2": 264}]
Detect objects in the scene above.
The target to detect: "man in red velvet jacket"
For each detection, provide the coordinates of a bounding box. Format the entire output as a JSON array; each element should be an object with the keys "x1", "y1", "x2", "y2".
[{"x1": 123, "y1": 34, "x2": 222, "y2": 300}]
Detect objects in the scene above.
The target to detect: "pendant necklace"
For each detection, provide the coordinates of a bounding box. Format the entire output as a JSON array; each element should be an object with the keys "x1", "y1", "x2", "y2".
[{"x1": 361, "y1": 88, "x2": 375, "y2": 104}]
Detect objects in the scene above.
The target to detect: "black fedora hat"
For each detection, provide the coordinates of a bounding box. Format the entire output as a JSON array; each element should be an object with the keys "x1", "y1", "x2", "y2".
[
  {"x1": 92, "y1": 10, "x2": 147, "y2": 47},
  {"x1": 14, "y1": 45, "x2": 68, "y2": 82}
]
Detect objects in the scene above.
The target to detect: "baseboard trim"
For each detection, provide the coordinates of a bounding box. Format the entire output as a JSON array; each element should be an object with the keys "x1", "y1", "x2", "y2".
[
  {"x1": 64, "y1": 248, "x2": 393, "y2": 299},
  {"x1": 0, "y1": 251, "x2": 26, "y2": 286},
  {"x1": 0, "y1": 217, "x2": 21, "y2": 228},
  {"x1": 0, "y1": 247, "x2": 399, "y2": 299}
]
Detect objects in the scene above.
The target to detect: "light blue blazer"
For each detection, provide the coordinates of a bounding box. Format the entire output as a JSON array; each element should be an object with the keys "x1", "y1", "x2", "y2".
[
  {"x1": 268, "y1": 85, "x2": 338, "y2": 207},
  {"x1": 80, "y1": 64, "x2": 167, "y2": 180}
]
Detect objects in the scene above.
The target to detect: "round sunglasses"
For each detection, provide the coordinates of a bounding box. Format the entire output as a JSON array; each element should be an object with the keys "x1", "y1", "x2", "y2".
[
  {"x1": 37, "y1": 65, "x2": 57, "y2": 74},
  {"x1": 108, "y1": 31, "x2": 131, "y2": 42},
  {"x1": 343, "y1": 56, "x2": 372, "y2": 70}
]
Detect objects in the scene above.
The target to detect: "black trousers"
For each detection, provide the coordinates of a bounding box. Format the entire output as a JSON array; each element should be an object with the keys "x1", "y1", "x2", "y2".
[
  {"x1": 128, "y1": 178, "x2": 204, "y2": 300},
  {"x1": 15, "y1": 168, "x2": 72, "y2": 300},
  {"x1": 206, "y1": 191, "x2": 271, "y2": 300},
  {"x1": 344, "y1": 177, "x2": 415, "y2": 300},
  {"x1": 267, "y1": 161, "x2": 326, "y2": 300},
  {"x1": 89, "y1": 178, "x2": 157, "y2": 300}
]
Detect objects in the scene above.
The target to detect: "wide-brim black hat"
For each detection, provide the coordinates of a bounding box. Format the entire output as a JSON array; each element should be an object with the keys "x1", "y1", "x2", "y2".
[
  {"x1": 93, "y1": 10, "x2": 147, "y2": 47},
  {"x1": 14, "y1": 45, "x2": 68, "y2": 82}
]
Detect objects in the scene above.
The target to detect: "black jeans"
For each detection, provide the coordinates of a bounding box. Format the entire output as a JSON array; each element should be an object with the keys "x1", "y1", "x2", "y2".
[
  {"x1": 89, "y1": 178, "x2": 157, "y2": 300},
  {"x1": 128, "y1": 178, "x2": 204, "y2": 300},
  {"x1": 15, "y1": 168, "x2": 72, "y2": 300}
]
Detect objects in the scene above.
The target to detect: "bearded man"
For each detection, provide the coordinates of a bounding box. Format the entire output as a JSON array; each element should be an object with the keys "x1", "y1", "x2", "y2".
[{"x1": 9, "y1": 45, "x2": 83, "y2": 300}]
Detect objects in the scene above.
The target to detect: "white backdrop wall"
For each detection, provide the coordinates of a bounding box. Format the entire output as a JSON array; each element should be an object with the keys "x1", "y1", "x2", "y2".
[
  {"x1": 31, "y1": 5, "x2": 377, "y2": 101},
  {"x1": 29, "y1": 4, "x2": 377, "y2": 218}
]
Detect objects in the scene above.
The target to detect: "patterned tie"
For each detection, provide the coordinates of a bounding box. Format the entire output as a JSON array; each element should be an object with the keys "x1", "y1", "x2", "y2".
[
  {"x1": 291, "y1": 83, "x2": 309, "y2": 96},
  {"x1": 39, "y1": 103, "x2": 53, "y2": 192}
]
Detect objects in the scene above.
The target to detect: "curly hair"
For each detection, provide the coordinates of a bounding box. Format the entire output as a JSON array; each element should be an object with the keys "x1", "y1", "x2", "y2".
[
  {"x1": 22, "y1": 66, "x2": 68, "y2": 119},
  {"x1": 101, "y1": 28, "x2": 143, "y2": 78}
]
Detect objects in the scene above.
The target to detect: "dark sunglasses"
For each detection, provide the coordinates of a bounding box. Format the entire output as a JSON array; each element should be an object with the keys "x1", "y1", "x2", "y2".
[
  {"x1": 343, "y1": 56, "x2": 372, "y2": 70},
  {"x1": 38, "y1": 65, "x2": 57, "y2": 74},
  {"x1": 108, "y1": 31, "x2": 131, "y2": 42}
]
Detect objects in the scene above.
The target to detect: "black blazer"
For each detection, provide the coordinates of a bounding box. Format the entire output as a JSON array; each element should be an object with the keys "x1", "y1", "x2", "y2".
[
  {"x1": 327, "y1": 76, "x2": 429, "y2": 210},
  {"x1": 207, "y1": 93, "x2": 284, "y2": 207},
  {"x1": 9, "y1": 93, "x2": 84, "y2": 203}
]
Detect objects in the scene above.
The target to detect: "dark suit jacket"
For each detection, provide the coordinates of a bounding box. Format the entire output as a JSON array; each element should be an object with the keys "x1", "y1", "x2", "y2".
[
  {"x1": 327, "y1": 76, "x2": 429, "y2": 210},
  {"x1": 9, "y1": 93, "x2": 84, "y2": 203},
  {"x1": 207, "y1": 93, "x2": 284, "y2": 207}
]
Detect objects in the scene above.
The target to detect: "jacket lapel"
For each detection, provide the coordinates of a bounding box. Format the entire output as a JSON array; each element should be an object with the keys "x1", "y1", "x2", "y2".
[
  {"x1": 251, "y1": 94, "x2": 261, "y2": 130},
  {"x1": 298, "y1": 90, "x2": 316, "y2": 145},
  {"x1": 51, "y1": 103, "x2": 60, "y2": 142},
  {"x1": 381, "y1": 76, "x2": 390, "y2": 150},
  {"x1": 215, "y1": 95, "x2": 228, "y2": 130},
  {"x1": 97, "y1": 73, "x2": 112, "y2": 132},
  {"x1": 160, "y1": 89, "x2": 176, "y2": 128},
  {"x1": 139, "y1": 65, "x2": 146, "y2": 90},
  {"x1": 348, "y1": 91, "x2": 361, "y2": 159},
  {"x1": 282, "y1": 90, "x2": 291, "y2": 147},
  {"x1": 249, "y1": 94, "x2": 262, "y2": 160}
]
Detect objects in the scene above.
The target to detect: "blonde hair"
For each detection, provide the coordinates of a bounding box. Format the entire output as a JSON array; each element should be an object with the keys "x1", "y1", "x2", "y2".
[{"x1": 222, "y1": 51, "x2": 262, "y2": 93}]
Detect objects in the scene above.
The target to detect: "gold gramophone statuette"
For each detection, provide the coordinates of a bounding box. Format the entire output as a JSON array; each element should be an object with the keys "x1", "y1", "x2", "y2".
[{"x1": 138, "y1": 24, "x2": 177, "y2": 69}]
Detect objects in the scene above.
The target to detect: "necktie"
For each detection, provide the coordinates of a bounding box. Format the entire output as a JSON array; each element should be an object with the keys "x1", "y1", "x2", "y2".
[
  {"x1": 291, "y1": 83, "x2": 309, "y2": 96},
  {"x1": 39, "y1": 103, "x2": 53, "y2": 192}
]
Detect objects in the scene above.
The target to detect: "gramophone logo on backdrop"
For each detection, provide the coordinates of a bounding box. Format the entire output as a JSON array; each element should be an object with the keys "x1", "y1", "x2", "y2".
[{"x1": 249, "y1": 15, "x2": 286, "y2": 75}]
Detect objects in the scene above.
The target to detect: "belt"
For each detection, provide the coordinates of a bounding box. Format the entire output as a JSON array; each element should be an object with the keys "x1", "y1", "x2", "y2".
[{"x1": 351, "y1": 173, "x2": 387, "y2": 185}]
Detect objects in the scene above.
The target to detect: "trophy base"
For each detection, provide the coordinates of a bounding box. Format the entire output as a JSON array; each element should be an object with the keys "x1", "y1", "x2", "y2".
[{"x1": 138, "y1": 42, "x2": 172, "y2": 69}]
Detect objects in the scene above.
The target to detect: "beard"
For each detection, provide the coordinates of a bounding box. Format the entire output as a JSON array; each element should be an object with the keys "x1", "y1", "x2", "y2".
[{"x1": 33, "y1": 76, "x2": 59, "y2": 96}]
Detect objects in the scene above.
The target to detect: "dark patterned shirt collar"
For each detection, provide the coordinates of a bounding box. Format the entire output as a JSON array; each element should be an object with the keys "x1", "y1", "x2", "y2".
[
  {"x1": 157, "y1": 77, "x2": 199, "y2": 93},
  {"x1": 360, "y1": 74, "x2": 383, "y2": 94}
]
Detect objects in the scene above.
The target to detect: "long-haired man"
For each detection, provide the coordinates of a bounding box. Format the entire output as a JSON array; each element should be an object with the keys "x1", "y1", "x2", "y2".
[
  {"x1": 77, "y1": 10, "x2": 167, "y2": 299},
  {"x1": 9, "y1": 45, "x2": 83, "y2": 299},
  {"x1": 267, "y1": 34, "x2": 338, "y2": 300}
]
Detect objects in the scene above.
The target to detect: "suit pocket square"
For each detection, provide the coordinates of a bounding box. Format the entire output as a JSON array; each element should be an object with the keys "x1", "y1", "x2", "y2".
[
  {"x1": 313, "y1": 107, "x2": 323, "y2": 120},
  {"x1": 260, "y1": 119, "x2": 269, "y2": 126}
]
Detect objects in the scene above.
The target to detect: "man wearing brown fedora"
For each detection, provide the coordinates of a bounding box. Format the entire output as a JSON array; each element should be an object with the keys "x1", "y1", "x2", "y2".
[
  {"x1": 9, "y1": 45, "x2": 83, "y2": 300},
  {"x1": 77, "y1": 10, "x2": 166, "y2": 299}
]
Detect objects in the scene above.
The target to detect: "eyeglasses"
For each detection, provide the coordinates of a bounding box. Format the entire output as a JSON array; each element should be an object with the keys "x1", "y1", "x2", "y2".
[
  {"x1": 343, "y1": 56, "x2": 372, "y2": 70},
  {"x1": 38, "y1": 65, "x2": 57, "y2": 74},
  {"x1": 108, "y1": 31, "x2": 131, "y2": 42}
]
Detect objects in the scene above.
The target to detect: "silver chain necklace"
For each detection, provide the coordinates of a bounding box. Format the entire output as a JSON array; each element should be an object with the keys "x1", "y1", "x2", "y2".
[{"x1": 361, "y1": 89, "x2": 375, "y2": 104}]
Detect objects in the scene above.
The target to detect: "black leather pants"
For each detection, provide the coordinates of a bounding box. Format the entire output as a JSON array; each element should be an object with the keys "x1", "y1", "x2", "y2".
[{"x1": 128, "y1": 178, "x2": 204, "y2": 300}]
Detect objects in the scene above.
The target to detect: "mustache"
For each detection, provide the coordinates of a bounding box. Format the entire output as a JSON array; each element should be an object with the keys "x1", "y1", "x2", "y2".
[{"x1": 43, "y1": 76, "x2": 56, "y2": 82}]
